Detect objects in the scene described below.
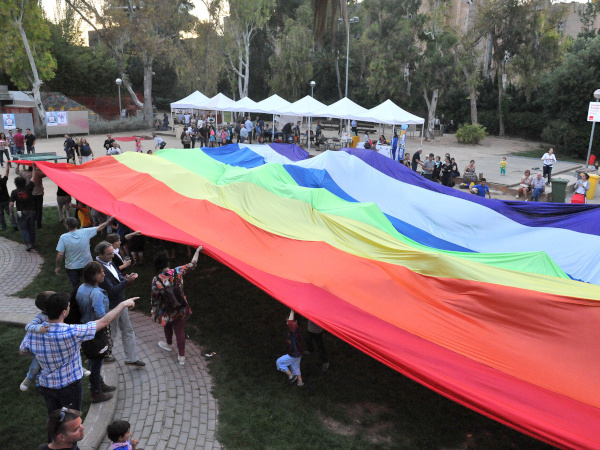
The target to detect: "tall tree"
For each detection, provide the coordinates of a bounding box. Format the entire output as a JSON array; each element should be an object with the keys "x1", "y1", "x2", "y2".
[
  {"x1": 177, "y1": 21, "x2": 224, "y2": 97},
  {"x1": 510, "y1": 1, "x2": 567, "y2": 103},
  {"x1": 0, "y1": 0, "x2": 56, "y2": 120},
  {"x1": 269, "y1": 2, "x2": 314, "y2": 100},
  {"x1": 476, "y1": 0, "x2": 529, "y2": 135},
  {"x1": 65, "y1": 0, "x2": 195, "y2": 122},
  {"x1": 223, "y1": 0, "x2": 276, "y2": 98},
  {"x1": 412, "y1": 0, "x2": 458, "y2": 139}
]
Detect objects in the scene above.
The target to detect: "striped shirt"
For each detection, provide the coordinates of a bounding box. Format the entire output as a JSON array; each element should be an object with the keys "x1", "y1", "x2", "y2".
[{"x1": 20, "y1": 322, "x2": 97, "y2": 389}]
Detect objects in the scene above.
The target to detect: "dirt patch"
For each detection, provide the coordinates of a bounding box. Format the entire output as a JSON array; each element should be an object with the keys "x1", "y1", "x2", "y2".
[{"x1": 317, "y1": 402, "x2": 397, "y2": 445}]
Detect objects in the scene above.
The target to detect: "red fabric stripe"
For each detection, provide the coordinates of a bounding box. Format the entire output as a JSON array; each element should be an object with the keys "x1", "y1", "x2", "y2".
[{"x1": 34, "y1": 160, "x2": 600, "y2": 448}]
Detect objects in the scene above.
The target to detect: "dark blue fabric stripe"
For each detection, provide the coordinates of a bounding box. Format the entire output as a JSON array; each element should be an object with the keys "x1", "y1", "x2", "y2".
[
  {"x1": 269, "y1": 143, "x2": 309, "y2": 161},
  {"x1": 283, "y1": 165, "x2": 474, "y2": 253},
  {"x1": 342, "y1": 148, "x2": 600, "y2": 236}
]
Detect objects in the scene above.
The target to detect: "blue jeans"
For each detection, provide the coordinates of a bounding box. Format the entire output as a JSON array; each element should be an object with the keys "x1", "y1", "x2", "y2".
[
  {"x1": 532, "y1": 187, "x2": 544, "y2": 202},
  {"x1": 27, "y1": 356, "x2": 41, "y2": 381},
  {"x1": 0, "y1": 200, "x2": 16, "y2": 229},
  {"x1": 26, "y1": 145, "x2": 35, "y2": 154},
  {"x1": 66, "y1": 268, "x2": 84, "y2": 293},
  {"x1": 0, "y1": 147, "x2": 10, "y2": 165},
  {"x1": 37, "y1": 378, "x2": 83, "y2": 416},
  {"x1": 17, "y1": 209, "x2": 36, "y2": 245},
  {"x1": 15, "y1": 146, "x2": 24, "y2": 157},
  {"x1": 88, "y1": 358, "x2": 104, "y2": 393}
]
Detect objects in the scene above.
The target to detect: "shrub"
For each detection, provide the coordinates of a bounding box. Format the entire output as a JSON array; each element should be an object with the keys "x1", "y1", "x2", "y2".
[
  {"x1": 89, "y1": 116, "x2": 150, "y2": 135},
  {"x1": 455, "y1": 124, "x2": 487, "y2": 144}
]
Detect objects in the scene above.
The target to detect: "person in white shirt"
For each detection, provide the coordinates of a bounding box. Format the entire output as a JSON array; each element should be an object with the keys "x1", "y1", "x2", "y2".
[
  {"x1": 541, "y1": 148, "x2": 557, "y2": 186},
  {"x1": 153, "y1": 134, "x2": 166, "y2": 149},
  {"x1": 575, "y1": 173, "x2": 590, "y2": 198}
]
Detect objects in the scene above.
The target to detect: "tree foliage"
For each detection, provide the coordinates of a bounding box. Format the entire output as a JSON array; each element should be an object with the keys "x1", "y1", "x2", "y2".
[
  {"x1": 0, "y1": 0, "x2": 56, "y2": 119},
  {"x1": 269, "y1": 2, "x2": 314, "y2": 100}
]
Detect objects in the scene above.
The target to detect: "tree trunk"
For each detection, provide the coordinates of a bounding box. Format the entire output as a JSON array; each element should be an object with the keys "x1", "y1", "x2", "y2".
[
  {"x1": 15, "y1": 17, "x2": 44, "y2": 121},
  {"x1": 335, "y1": 55, "x2": 343, "y2": 99},
  {"x1": 497, "y1": 68, "x2": 505, "y2": 136},
  {"x1": 423, "y1": 88, "x2": 439, "y2": 140},
  {"x1": 462, "y1": 67, "x2": 478, "y2": 125},
  {"x1": 243, "y1": 34, "x2": 250, "y2": 98},
  {"x1": 142, "y1": 52, "x2": 154, "y2": 124}
]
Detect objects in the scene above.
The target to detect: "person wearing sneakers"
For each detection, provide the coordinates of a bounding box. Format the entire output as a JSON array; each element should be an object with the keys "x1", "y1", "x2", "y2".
[
  {"x1": 20, "y1": 291, "x2": 91, "y2": 392},
  {"x1": 76, "y1": 261, "x2": 119, "y2": 403},
  {"x1": 151, "y1": 246, "x2": 203, "y2": 365},
  {"x1": 20, "y1": 292, "x2": 138, "y2": 415},
  {"x1": 276, "y1": 310, "x2": 304, "y2": 386}
]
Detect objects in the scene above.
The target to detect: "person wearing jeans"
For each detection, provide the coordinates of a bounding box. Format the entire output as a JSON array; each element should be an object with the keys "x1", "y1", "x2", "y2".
[
  {"x1": 531, "y1": 173, "x2": 546, "y2": 202},
  {"x1": 152, "y1": 246, "x2": 202, "y2": 365},
  {"x1": 9, "y1": 165, "x2": 39, "y2": 250},
  {"x1": 541, "y1": 148, "x2": 556, "y2": 186},
  {"x1": 20, "y1": 292, "x2": 137, "y2": 415},
  {"x1": 96, "y1": 241, "x2": 145, "y2": 367},
  {"x1": 76, "y1": 261, "x2": 117, "y2": 403}
]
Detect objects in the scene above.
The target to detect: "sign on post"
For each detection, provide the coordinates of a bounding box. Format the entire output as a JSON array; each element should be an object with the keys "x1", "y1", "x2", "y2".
[{"x1": 587, "y1": 102, "x2": 600, "y2": 122}]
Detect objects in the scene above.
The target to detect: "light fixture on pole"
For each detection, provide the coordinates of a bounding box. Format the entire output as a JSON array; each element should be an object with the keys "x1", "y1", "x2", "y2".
[
  {"x1": 116, "y1": 78, "x2": 123, "y2": 118},
  {"x1": 310, "y1": 80, "x2": 316, "y2": 98},
  {"x1": 586, "y1": 88, "x2": 600, "y2": 168},
  {"x1": 338, "y1": 17, "x2": 359, "y2": 99}
]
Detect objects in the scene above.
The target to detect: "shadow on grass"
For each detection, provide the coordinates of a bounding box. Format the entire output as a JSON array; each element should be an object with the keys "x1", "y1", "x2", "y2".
[{"x1": 1, "y1": 206, "x2": 556, "y2": 449}]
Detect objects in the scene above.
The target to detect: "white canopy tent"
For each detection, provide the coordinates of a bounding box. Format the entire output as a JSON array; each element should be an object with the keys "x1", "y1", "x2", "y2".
[
  {"x1": 312, "y1": 97, "x2": 369, "y2": 120},
  {"x1": 254, "y1": 94, "x2": 292, "y2": 114},
  {"x1": 232, "y1": 96, "x2": 259, "y2": 112},
  {"x1": 280, "y1": 95, "x2": 327, "y2": 150},
  {"x1": 363, "y1": 99, "x2": 425, "y2": 145},
  {"x1": 170, "y1": 91, "x2": 209, "y2": 110},
  {"x1": 364, "y1": 99, "x2": 424, "y2": 125}
]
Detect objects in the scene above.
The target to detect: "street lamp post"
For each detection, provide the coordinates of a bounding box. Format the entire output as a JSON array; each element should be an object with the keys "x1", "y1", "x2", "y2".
[
  {"x1": 116, "y1": 78, "x2": 123, "y2": 119},
  {"x1": 309, "y1": 81, "x2": 316, "y2": 151},
  {"x1": 338, "y1": 17, "x2": 359, "y2": 99},
  {"x1": 586, "y1": 89, "x2": 600, "y2": 168}
]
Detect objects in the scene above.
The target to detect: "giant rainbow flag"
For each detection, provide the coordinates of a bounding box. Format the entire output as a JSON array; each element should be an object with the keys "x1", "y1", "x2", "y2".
[{"x1": 31, "y1": 145, "x2": 600, "y2": 449}]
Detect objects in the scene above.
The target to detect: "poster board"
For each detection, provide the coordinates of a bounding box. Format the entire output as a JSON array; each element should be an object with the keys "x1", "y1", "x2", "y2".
[
  {"x1": 2, "y1": 114, "x2": 16, "y2": 130},
  {"x1": 46, "y1": 111, "x2": 89, "y2": 137}
]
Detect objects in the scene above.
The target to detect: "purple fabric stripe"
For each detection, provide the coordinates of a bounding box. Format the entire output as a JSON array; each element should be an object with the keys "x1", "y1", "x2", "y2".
[
  {"x1": 269, "y1": 143, "x2": 309, "y2": 161},
  {"x1": 342, "y1": 148, "x2": 600, "y2": 236}
]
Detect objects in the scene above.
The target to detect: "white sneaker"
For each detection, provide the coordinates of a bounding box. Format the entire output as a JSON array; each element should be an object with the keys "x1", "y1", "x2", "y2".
[
  {"x1": 158, "y1": 341, "x2": 172, "y2": 352},
  {"x1": 83, "y1": 369, "x2": 91, "y2": 377},
  {"x1": 515, "y1": 195, "x2": 519, "y2": 198},
  {"x1": 178, "y1": 356, "x2": 185, "y2": 365},
  {"x1": 20, "y1": 376, "x2": 34, "y2": 391}
]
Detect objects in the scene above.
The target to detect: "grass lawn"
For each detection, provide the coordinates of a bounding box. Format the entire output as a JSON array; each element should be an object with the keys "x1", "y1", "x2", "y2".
[{"x1": 1, "y1": 206, "x2": 556, "y2": 449}]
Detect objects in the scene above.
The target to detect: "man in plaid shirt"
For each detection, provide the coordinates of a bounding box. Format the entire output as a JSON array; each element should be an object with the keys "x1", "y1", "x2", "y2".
[{"x1": 20, "y1": 292, "x2": 137, "y2": 415}]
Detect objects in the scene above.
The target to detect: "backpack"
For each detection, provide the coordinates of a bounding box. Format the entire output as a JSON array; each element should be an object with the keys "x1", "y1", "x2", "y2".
[{"x1": 158, "y1": 284, "x2": 186, "y2": 313}]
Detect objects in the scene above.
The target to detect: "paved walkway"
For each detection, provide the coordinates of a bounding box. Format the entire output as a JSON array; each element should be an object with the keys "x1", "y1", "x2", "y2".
[{"x1": 0, "y1": 236, "x2": 220, "y2": 450}]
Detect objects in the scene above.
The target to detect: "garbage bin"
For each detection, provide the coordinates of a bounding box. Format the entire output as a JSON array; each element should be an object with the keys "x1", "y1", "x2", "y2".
[
  {"x1": 550, "y1": 178, "x2": 568, "y2": 203},
  {"x1": 587, "y1": 173, "x2": 600, "y2": 200}
]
